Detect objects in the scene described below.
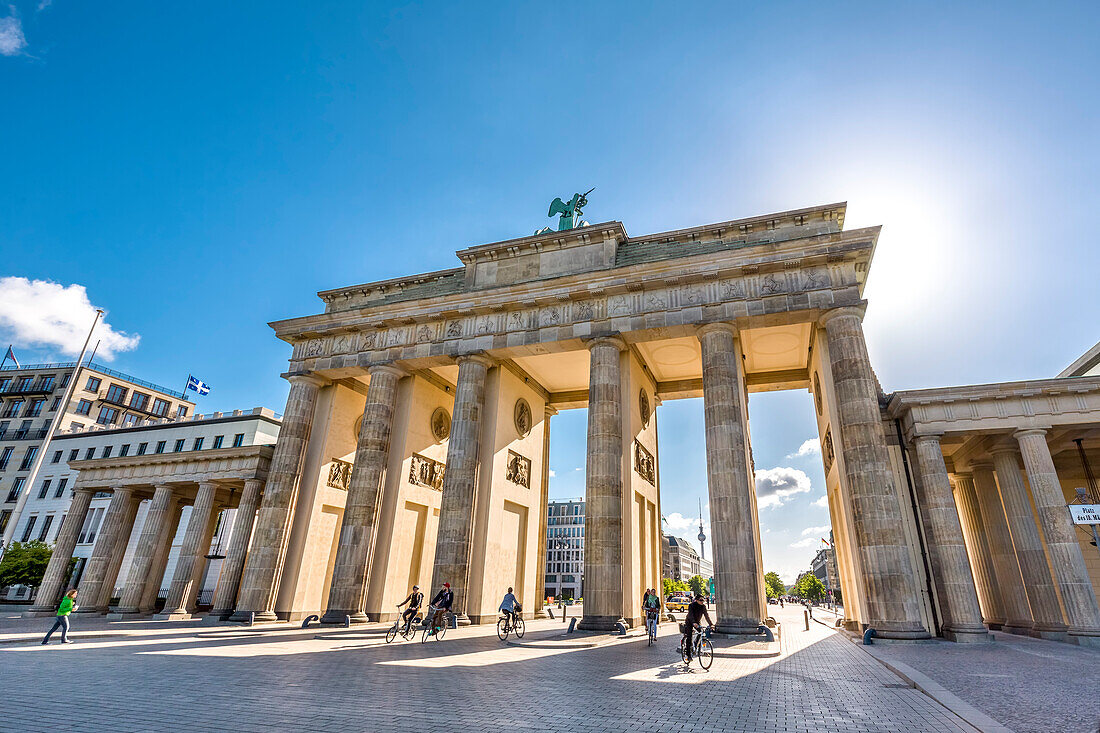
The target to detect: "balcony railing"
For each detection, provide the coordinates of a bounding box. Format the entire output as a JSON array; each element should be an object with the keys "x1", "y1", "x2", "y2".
[
  {"x1": 0, "y1": 428, "x2": 48, "y2": 441},
  {"x1": 0, "y1": 361, "x2": 185, "y2": 400}
]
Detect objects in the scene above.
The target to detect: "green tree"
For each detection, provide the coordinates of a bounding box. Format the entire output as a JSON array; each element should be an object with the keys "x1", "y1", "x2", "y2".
[
  {"x1": 688, "y1": 575, "x2": 707, "y2": 597},
  {"x1": 662, "y1": 577, "x2": 689, "y2": 597},
  {"x1": 0, "y1": 541, "x2": 58, "y2": 590},
  {"x1": 764, "y1": 571, "x2": 785, "y2": 599},
  {"x1": 793, "y1": 573, "x2": 826, "y2": 602}
]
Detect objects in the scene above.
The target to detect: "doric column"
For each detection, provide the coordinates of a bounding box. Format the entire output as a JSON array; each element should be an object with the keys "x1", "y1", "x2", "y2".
[
  {"x1": 210, "y1": 478, "x2": 263, "y2": 619},
  {"x1": 951, "y1": 473, "x2": 1005, "y2": 628},
  {"x1": 322, "y1": 364, "x2": 406, "y2": 625},
  {"x1": 534, "y1": 406, "x2": 556, "y2": 618},
  {"x1": 820, "y1": 307, "x2": 929, "y2": 639},
  {"x1": 75, "y1": 487, "x2": 135, "y2": 614},
  {"x1": 991, "y1": 447, "x2": 1066, "y2": 638},
  {"x1": 578, "y1": 336, "x2": 626, "y2": 631},
  {"x1": 430, "y1": 353, "x2": 493, "y2": 623},
  {"x1": 971, "y1": 463, "x2": 1033, "y2": 634},
  {"x1": 113, "y1": 485, "x2": 175, "y2": 615},
  {"x1": 1015, "y1": 429, "x2": 1100, "y2": 646},
  {"x1": 697, "y1": 323, "x2": 764, "y2": 635},
  {"x1": 26, "y1": 489, "x2": 94, "y2": 615},
  {"x1": 159, "y1": 481, "x2": 219, "y2": 617},
  {"x1": 139, "y1": 498, "x2": 184, "y2": 613},
  {"x1": 910, "y1": 436, "x2": 989, "y2": 641},
  {"x1": 96, "y1": 495, "x2": 141, "y2": 611},
  {"x1": 232, "y1": 372, "x2": 325, "y2": 623}
]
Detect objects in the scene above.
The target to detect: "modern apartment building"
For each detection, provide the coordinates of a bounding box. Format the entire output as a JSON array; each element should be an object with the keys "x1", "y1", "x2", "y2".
[
  {"x1": 663, "y1": 533, "x2": 710, "y2": 582},
  {"x1": 0, "y1": 361, "x2": 194, "y2": 538},
  {"x1": 545, "y1": 498, "x2": 584, "y2": 600},
  {"x1": 4, "y1": 407, "x2": 280, "y2": 605}
]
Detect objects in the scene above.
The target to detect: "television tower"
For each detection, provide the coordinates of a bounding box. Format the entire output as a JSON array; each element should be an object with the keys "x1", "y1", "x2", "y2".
[{"x1": 697, "y1": 498, "x2": 707, "y2": 560}]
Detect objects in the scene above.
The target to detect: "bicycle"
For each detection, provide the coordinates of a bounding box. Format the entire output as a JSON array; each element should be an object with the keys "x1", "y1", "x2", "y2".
[
  {"x1": 645, "y1": 611, "x2": 659, "y2": 646},
  {"x1": 421, "y1": 605, "x2": 452, "y2": 643},
  {"x1": 386, "y1": 608, "x2": 422, "y2": 643},
  {"x1": 679, "y1": 624, "x2": 714, "y2": 670},
  {"x1": 496, "y1": 610, "x2": 525, "y2": 640}
]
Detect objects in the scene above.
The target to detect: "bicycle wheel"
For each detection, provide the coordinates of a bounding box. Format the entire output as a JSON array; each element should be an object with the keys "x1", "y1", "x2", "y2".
[
  {"x1": 435, "y1": 617, "x2": 448, "y2": 641},
  {"x1": 421, "y1": 625, "x2": 432, "y2": 643},
  {"x1": 697, "y1": 638, "x2": 713, "y2": 670},
  {"x1": 497, "y1": 617, "x2": 509, "y2": 641},
  {"x1": 514, "y1": 616, "x2": 525, "y2": 638},
  {"x1": 386, "y1": 623, "x2": 399, "y2": 644},
  {"x1": 679, "y1": 636, "x2": 690, "y2": 664}
]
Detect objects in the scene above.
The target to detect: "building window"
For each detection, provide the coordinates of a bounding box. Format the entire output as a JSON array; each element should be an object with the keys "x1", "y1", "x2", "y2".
[
  {"x1": 101, "y1": 446, "x2": 113, "y2": 458},
  {"x1": 21, "y1": 515, "x2": 37, "y2": 542},
  {"x1": 51, "y1": 450, "x2": 62, "y2": 464},
  {"x1": 55, "y1": 514, "x2": 65, "y2": 540},
  {"x1": 19, "y1": 446, "x2": 38, "y2": 471},
  {"x1": 119, "y1": 444, "x2": 130, "y2": 457},
  {"x1": 155, "y1": 441, "x2": 166, "y2": 454},
  {"x1": 192, "y1": 437, "x2": 204, "y2": 451},
  {"x1": 0, "y1": 447, "x2": 12, "y2": 470},
  {"x1": 137, "y1": 442, "x2": 148, "y2": 455},
  {"x1": 39, "y1": 376, "x2": 55, "y2": 392},
  {"x1": 122, "y1": 414, "x2": 141, "y2": 427},
  {"x1": 68, "y1": 449, "x2": 79, "y2": 461},
  {"x1": 50, "y1": 397, "x2": 61, "y2": 411},
  {"x1": 55, "y1": 478, "x2": 67, "y2": 498},
  {"x1": 37, "y1": 515, "x2": 53, "y2": 541},
  {"x1": 174, "y1": 439, "x2": 185, "y2": 452},
  {"x1": 129, "y1": 392, "x2": 150, "y2": 411},
  {"x1": 38, "y1": 479, "x2": 51, "y2": 500},
  {"x1": 84, "y1": 447, "x2": 96, "y2": 460},
  {"x1": 16, "y1": 377, "x2": 33, "y2": 391},
  {"x1": 213, "y1": 435, "x2": 224, "y2": 449},
  {"x1": 177, "y1": 405, "x2": 188, "y2": 417},
  {"x1": 69, "y1": 422, "x2": 84, "y2": 431},
  {"x1": 75, "y1": 399, "x2": 92, "y2": 416},
  {"x1": 14, "y1": 420, "x2": 29, "y2": 439},
  {"x1": 78, "y1": 508, "x2": 103, "y2": 544},
  {"x1": 3, "y1": 399, "x2": 23, "y2": 418},
  {"x1": 96, "y1": 407, "x2": 119, "y2": 425},
  {"x1": 27, "y1": 398, "x2": 45, "y2": 417},
  {"x1": 86, "y1": 377, "x2": 101, "y2": 392},
  {"x1": 60, "y1": 373, "x2": 71, "y2": 388},
  {"x1": 105, "y1": 384, "x2": 128, "y2": 404},
  {"x1": 151, "y1": 398, "x2": 170, "y2": 417},
  {"x1": 232, "y1": 433, "x2": 245, "y2": 447},
  {"x1": 0, "y1": 377, "x2": 9, "y2": 392}
]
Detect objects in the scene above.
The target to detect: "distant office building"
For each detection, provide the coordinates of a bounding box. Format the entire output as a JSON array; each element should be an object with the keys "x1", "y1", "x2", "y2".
[
  {"x1": 811, "y1": 531, "x2": 840, "y2": 598},
  {"x1": 0, "y1": 361, "x2": 194, "y2": 539},
  {"x1": 663, "y1": 534, "x2": 707, "y2": 581},
  {"x1": 545, "y1": 499, "x2": 583, "y2": 599}
]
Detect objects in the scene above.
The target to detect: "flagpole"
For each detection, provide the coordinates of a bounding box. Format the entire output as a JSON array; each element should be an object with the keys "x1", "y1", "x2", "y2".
[
  {"x1": 0, "y1": 310, "x2": 104, "y2": 556},
  {"x1": 0, "y1": 345, "x2": 9, "y2": 371},
  {"x1": 182, "y1": 374, "x2": 191, "y2": 400}
]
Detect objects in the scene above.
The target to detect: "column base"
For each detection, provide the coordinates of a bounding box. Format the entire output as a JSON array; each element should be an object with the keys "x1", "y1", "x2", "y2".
[
  {"x1": 534, "y1": 607, "x2": 548, "y2": 619},
  {"x1": 867, "y1": 621, "x2": 932, "y2": 640},
  {"x1": 206, "y1": 609, "x2": 234, "y2": 621},
  {"x1": 1068, "y1": 632, "x2": 1100, "y2": 649},
  {"x1": 320, "y1": 610, "x2": 369, "y2": 625},
  {"x1": 228, "y1": 609, "x2": 278, "y2": 624},
  {"x1": 715, "y1": 620, "x2": 765, "y2": 636},
  {"x1": 576, "y1": 615, "x2": 623, "y2": 632},
  {"x1": 73, "y1": 607, "x2": 107, "y2": 615},
  {"x1": 983, "y1": 620, "x2": 1004, "y2": 630},
  {"x1": 106, "y1": 611, "x2": 149, "y2": 620},
  {"x1": 1001, "y1": 620, "x2": 1033, "y2": 636},
  {"x1": 943, "y1": 627, "x2": 993, "y2": 643},
  {"x1": 1030, "y1": 628, "x2": 1068, "y2": 641},
  {"x1": 23, "y1": 609, "x2": 61, "y2": 618},
  {"x1": 152, "y1": 611, "x2": 193, "y2": 621}
]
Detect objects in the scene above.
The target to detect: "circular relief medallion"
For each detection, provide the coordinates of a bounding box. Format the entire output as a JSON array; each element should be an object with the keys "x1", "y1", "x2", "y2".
[
  {"x1": 514, "y1": 398, "x2": 532, "y2": 438},
  {"x1": 431, "y1": 407, "x2": 451, "y2": 442},
  {"x1": 813, "y1": 373, "x2": 823, "y2": 416},
  {"x1": 352, "y1": 415, "x2": 363, "y2": 441},
  {"x1": 639, "y1": 389, "x2": 651, "y2": 429}
]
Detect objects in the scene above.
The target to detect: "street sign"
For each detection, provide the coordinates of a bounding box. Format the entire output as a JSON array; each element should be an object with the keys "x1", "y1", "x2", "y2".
[{"x1": 1069, "y1": 504, "x2": 1100, "y2": 525}]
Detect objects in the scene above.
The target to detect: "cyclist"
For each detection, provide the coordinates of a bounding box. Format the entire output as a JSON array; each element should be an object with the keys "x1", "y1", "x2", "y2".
[
  {"x1": 396, "y1": 585, "x2": 424, "y2": 634},
  {"x1": 499, "y1": 586, "x2": 520, "y2": 627},
  {"x1": 427, "y1": 582, "x2": 453, "y2": 635},
  {"x1": 682, "y1": 594, "x2": 714, "y2": 663},
  {"x1": 643, "y1": 588, "x2": 661, "y2": 639}
]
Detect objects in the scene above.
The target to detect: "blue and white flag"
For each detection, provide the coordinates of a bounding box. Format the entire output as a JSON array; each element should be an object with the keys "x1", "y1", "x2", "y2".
[{"x1": 186, "y1": 375, "x2": 211, "y2": 396}]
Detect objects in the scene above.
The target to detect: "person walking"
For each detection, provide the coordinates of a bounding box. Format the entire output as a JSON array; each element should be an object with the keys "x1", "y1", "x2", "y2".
[{"x1": 42, "y1": 589, "x2": 78, "y2": 645}]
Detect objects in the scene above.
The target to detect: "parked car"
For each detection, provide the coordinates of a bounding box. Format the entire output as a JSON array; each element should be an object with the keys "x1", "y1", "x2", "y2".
[{"x1": 666, "y1": 593, "x2": 693, "y2": 612}]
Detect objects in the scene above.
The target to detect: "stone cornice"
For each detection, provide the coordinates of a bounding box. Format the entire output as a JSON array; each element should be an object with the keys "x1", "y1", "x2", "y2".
[{"x1": 69, "y1": 445, "x2": 274, "y2": 490}]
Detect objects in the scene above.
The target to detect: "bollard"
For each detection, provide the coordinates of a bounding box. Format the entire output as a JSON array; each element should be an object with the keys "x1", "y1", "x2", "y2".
[
  {"x1": 547, "y1": 607, "x2": 555, "y2": 620},
  {"x1": 614, "y1": 621, "x2": 627, "y2": 635},
  {"x1": 301, "y1": 614, "x2": 319, "y2": 628},
  {"x1": 247, "y1": 611, "x2": 255, "y2": 627},
  {"x1": 343, "y1": 615, "x2": 351, "y2": 628},
  {"x1": 863, "y1": 628, "x2": 877, "y2": 645},
  {"x1": 804, "y1": 610, "x2": 809, "y2": 631},
  {"x1": 567, "y1": 617, "x2": 577, "y2": 633}
]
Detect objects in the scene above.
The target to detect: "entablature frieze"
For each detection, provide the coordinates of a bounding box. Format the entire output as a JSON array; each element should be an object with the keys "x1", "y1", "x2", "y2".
[{"x1": 67, "y1": 445, "x2": 274, "y2": 491}]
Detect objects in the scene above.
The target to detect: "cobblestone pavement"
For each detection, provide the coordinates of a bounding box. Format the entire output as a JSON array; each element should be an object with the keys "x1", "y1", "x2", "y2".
[
  {"x1": 0, "y1": 605, "x2": 977, "y2": 733},
  {"x1": 869, "y1": 628, "x2": 1100, "y2": 733}
]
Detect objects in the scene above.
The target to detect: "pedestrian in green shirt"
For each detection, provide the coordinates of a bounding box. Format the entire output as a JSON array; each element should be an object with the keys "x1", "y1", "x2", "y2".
[{"x1": 42, "y1": 589, "x2": 78, "y2": 644}]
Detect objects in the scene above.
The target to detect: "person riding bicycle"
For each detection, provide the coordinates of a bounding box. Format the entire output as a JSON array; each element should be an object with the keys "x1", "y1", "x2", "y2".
[
  {"x1": 499, "y1": 586, "x2": 520, "y2": 627},
  {"x1": 427, "y1": 582, "x2": 453, "y2": 635},
  {"x1": 643, "y1": 588, "x2": 661, "y2": 639},
  {"x1": 397, "y1": 585, "x2": 423, "y2": 634},
  {"x1": 682, "y1": 594, "x2": 714, "y2": 662}
]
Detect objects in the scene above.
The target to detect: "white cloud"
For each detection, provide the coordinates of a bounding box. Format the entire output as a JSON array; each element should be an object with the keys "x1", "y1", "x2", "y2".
[
  {"x1": 0, "y1": 8, "x2": 26, "y2": 56},
  {"x1": 790, "y1": 537, "x2": 819, "y2": 548},
  {"x1": 573, "y1": 467, "x2": 582, "y2": 471},
  {"x1": 812, "y1": 495, "x2": 829, "y2": 508},
  {"x1": 755, "y1": 466, "x2": 812, "y2": 508},
  {"x1": 800, "y1": 524, "x2": 831, "y2": 537},
  {"x1": 0, "y1": 277, "x2": 140, "y2": 360},
  {"x1": 664, "y1": 512, "x2": 693, "y2": 531},
  {"x1": 548, "y1": 469, "x2": 556, "y2": 478},
  {"x1": 36, "y1": 0, "x2": 51, "y2": 10},
  {"x1": 787, "y1": 438, "x2": 820, "y2": 459}
]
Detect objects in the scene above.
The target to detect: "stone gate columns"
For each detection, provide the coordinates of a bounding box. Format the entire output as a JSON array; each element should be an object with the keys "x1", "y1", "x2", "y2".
[
  {"x1": 430, "y1": 353, "x2": 493, "y2": 622},
  {"x1": 114, "y1": 484, "x2": 175, "y2": 616},
  {"x1": 910, "y1": 436, "x2": 989, "y2": 641},
  {"x1": 1014, "y1": 429, "x2": 1100, "y2": 647},
  {"x1": 26, "y1": 488, "x2": 94, "y2": 615},
  {"x1": 951, "y1": 473, "x2": 1005, "y2": 628},
  {"x1": 578, "y1": 336, "x2": 626, "y2": 632},
  {"x1": 820, "y1": 307, "x2": 928, "y2": 639},
  {"x1": 232, "y1": 373, "x2": 325, "y2": 623},
  {"x1": 140, "y1": 498, "x2": 184, "y2": 613},
  {"x1": 76, "y1": 487, "x2": 136, "y2": 614},
  {"x1": 990, "y1": 447, "x2": 1066, "y2": 638},
  {"x1": 210, "y1": 478, "x2": 264, "y2": 619},
  {"x1": 159, "y1": 481, "x2": 219, "y2": 618},
  {"x1": 98, "y1": 498, "x2": 142, "y2": 611},
  {"x1": 534, "y1": 406, "x2": 556, "y2": 618},
  {"x1": 971, "y1": 463, "x2": 1033, "y2": 634},
  {"x1": 697, "y1": 323, "x2": 764, "y2": 635},
  {"x1": 322, "y1": 364, "x2": 406, "y2": 625}
]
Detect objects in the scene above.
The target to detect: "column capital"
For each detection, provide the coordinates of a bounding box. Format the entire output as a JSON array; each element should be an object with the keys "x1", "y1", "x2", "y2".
[
  {"x1": 544, "y1": 405, "x2": 559, "y2": 418},
  {"x1": 152, "y1": 483, "x2": 175, "y2": 493},
  {"x1": 585, "y1": 335, "x2": 626, "y2": 352},
  {"x1": 818, "y1": 303, "x2": 868, "y2": 328},
  {"x1": 455, "y1": 352, "x2": 495, "y2": 369},
  {"x1": 969, "y1": 459, "x2": 994, "y2": 470},
  {"x1": 952, "y1": 471, "x2": 974, "y2": 481},
  {"x1": 366, "y1": 363, "x2": 408, "y2": 380},
  {"x1": 1013, "y1": 428, "x2": 1049, "y2": 440},
  {"x1": 243, "y1": 477, "x2": 265, "y2": 490},
  {"x1": 196, "y1": 480, "x2": 219, "y2": 491},
  {"x1": 283, "y1": 371, "x2": 328, "y2": 388},
  {"x1": 989, "y1": 444, "x2": 1020, "y2": 457},
  {"x1": 695, "y1": 322, "x2": 738, "y2": 340},
  {"x1": 911, "y1": 432, "x2": 945, "y2": 447}
]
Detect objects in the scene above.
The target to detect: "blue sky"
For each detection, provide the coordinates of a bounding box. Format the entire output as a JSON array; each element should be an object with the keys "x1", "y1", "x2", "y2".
[{"x1": 2, "y1": 2, "x2": 1098, "y2": 582}]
